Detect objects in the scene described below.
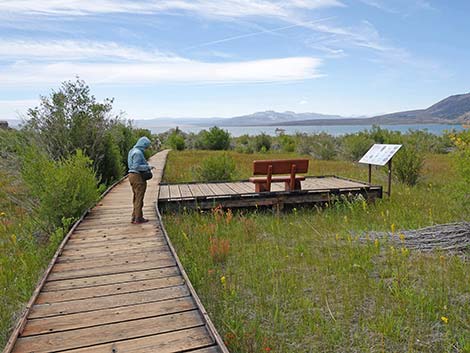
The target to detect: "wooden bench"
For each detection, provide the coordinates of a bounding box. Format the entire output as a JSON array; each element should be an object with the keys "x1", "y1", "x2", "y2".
[{"x1": 249, "y1": 159, "x2": 309, "y2": 192}]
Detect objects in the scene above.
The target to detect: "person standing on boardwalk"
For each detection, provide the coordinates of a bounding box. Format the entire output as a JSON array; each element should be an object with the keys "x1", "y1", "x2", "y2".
[{"x1": 128, "y1": 136, "x2": 153, "y2": 224}]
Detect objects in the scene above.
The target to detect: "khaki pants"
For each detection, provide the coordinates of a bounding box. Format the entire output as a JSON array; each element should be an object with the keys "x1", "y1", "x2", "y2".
[{"x1": 129, "y1": 173, "x2": 147, "y2": 219}]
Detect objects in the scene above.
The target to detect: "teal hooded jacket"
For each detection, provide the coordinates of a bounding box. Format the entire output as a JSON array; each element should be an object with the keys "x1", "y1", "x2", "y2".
[{"x1": 127, "y1": 137, "x2": 151, "y2": 173}]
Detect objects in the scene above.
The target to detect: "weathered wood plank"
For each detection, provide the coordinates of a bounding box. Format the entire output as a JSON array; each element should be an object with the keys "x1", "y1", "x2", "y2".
[
  {"x1": 233, "y1": 182, "x2": 254, "y2": 193},
  {"x1": 159, "y1": 185, "x2": 170, "y2": 199},
  {"x1": 13, "y1": 310, "x2": 204, "y2": 353},
  {"x1": 179, "y1": 184, "x2": 193, "y2": 198},
  {"x1": 63, "y1": 326, "x2": 215, "y2": 353},
  {"x1": 169, "y1": 184, "x2": 181, "y2": 199},
  {"x1": 52, "y1": 251, "x2": 173, "y2": 274},
  {"x1": 188, "y1": 183, "x2": 205, "y2": 197},
  {"x1": 22, "y1": 297, "x2": 197, "y2": 336},
  {"x1": 37, "y1": 276, "x2": 184, "y2": 304},
  {"x1": 208, "y1": 183, "x2": 230, "y2": 195},
  {"x1": 67, "y1": 233, "x2": 156, "y2": 245},
  {"x1": 198, "y1": 183, "x2": 216, "y2": 196},
  {"x1": 43, "y1": 267, "x2": 180, "y2": 292},
  {"x1": 30, "y1": 285, "x2": 190, "y2": 318},
  {"x1": 57, "y1": 246, "x2": 170, "y2": 262},
  {"x1": 60, "y1": 242, "x2": 168, "y2": 257},
  {"x1": 48, "y1": 258, "x2": 176, "y2": 281},
  {"x1": 63, "y1": 238, "x2": 165, "y2": 250}
]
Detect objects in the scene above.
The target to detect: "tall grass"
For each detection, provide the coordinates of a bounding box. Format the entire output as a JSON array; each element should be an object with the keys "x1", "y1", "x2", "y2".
[{"x1": 163, "y1": 150, "x2": 470, "y2": 352}]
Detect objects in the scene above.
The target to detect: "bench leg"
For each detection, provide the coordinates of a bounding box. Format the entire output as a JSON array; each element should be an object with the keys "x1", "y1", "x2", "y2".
[
  {"x1": 255, "y1": 183, "x2": 269, "y2": 192},
  {"x1": 284, "y1": 180, "x2": 302, "y2": 191}
]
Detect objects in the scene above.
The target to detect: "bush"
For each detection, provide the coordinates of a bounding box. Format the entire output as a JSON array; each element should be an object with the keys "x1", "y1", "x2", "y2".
[
  {"x1": 23, "y1": 78, "x2": 126, "y2": 183},
  {"x1": 279, "y1": 134, "x2": 296, "y2": 152},
  {"x1": 296, "y1": 133, "x2": 338, "y2": 160},
  {"x1": 21, "y1": 148, "x2": 100, "y2": 227},
  {"x1": 195, "y1": 154, "x2": 237, "y2": 182},
  {"x1": 450, "y1": 130, "x2": 470, "y2": 184},
  {"x1": 341, "y1": 133, "x2": 373, "y2": 161},
  {"x1": 167, "y1": 131, "x2": 186, "y2": 150},
  {"x1": 196, "y1": 126, "x2": 231, "y2": 150},
  {"x1": 254, "y1": 133, "x2": 272, "y2": 152},
  {"x1": 392, "y1": 145, "x2": 424, "y2": 186}
]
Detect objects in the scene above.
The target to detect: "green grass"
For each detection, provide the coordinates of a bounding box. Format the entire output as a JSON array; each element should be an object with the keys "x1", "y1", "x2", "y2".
[
  {"x1": 0, "y1": 171, "x2": 69, "y2": 349},
  {"x1": 163, "y1": 150, "x2": 470, "y2": 352}
]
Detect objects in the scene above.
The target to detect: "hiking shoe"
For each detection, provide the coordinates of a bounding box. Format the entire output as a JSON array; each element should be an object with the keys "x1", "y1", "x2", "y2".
[{"x1": 132, "y1": 217, "x2": 149, "y2": 224}]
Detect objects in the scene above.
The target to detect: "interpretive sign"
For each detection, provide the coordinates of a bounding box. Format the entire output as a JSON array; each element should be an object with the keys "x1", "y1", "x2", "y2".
[{"x1": 359, "y1": 144, "x2": 402, "y2": 166}]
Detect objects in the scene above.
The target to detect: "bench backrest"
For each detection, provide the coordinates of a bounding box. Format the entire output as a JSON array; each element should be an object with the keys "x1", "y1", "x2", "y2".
[{"x1": 253, "y1": 159, "x2": 309, "y2": 175}]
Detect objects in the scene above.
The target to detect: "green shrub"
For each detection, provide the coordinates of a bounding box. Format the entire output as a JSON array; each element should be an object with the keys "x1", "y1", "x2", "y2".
[
  {"x1": 195, "y1": 154, "x2": 237, "y2": 181},
  {"x1": 298, "y1": 133, "x2": 338, "y2": 160},
  {"x1": 196, "y1": 126, "x2": 231, "y2": 150},
  {"x1": 167, "y1": 132, "x2": 186, "y2": 150},
  {"x1": 254, "y1": 133, "x2": 272, "y2": 152},
  {"x1": 279, "y1": 134, "x2": 296, "y2": 152},
  {"x1": 21, "y1": 148, "x2": 100, "y2": 227},
  {"x1": 341, "y1": 133, "x2": 373, "y2": 161},
  {"x1": 392, "y1": 145, "x2": 424, "y2": 186}
]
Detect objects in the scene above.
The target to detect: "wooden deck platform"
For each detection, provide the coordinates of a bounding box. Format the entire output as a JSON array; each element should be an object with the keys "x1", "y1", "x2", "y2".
[
  {"x1": 158, "y1": 176, "x2": 383, "y2": 211},
  {"x1": 4, "y1": 150, "x2": 228, "y2": 353}
]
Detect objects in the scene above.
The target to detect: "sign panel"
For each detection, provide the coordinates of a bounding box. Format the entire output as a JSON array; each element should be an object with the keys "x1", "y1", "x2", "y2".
[{"x1": 359, "y1": 144, "x2": 402, "y2": 166}]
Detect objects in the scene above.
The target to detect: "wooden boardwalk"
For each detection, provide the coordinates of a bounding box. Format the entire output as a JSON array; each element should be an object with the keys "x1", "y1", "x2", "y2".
[
  {"x1": 4, "y1": 150, "x2": 228, "y2": 353},
  {"x1": 159, "y1": 176, "x2": 383, "y2": 211}
]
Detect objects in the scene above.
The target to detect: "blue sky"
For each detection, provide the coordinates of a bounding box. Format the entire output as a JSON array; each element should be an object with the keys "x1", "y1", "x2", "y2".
[{"x1": 0, "y1": 0, "x2": 469, "y2": 119}]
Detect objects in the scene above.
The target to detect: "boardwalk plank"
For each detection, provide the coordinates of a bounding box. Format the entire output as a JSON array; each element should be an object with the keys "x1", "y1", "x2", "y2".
[
  {"x1": 53, "y1": 252, "x2": 173, "y2": 272},
  {"x1": 23, "y1": 297, "x2": 197, "y2": 336},
  {"x1": 64, "y1": 326, "x2": 214, "y2": 353},
  {"x1": 30, "y1": 285, "x2": 190, "y2": 318},
  {"x1": 169, "y1": 184, "x2": 181, "y2": 199},
  {"x1": 60, "y1": 243, "x2": 168, "y2": 257},
  {"x1": 13, "y1": 310, "x2": 204, "y2": 353},
  {"x1": 63, "y1": 238, "x2": 165, "y2": 250},
  {"x1": 37, "y1": 275, "x2": 184, "y2": 303},
  {"x1": 48, "y1": 258, "x2": 176, "y2": 281},
  {"x1": 57, "y1": 246, "x2": 170, "y2": 262},
  {"x1": 179, "y1": 184, "x2": 193, "y2": 198},
  {"x1": 189, "y1": 183, "x2": 205, "y2": 197},
  {"x1": 43, "y1": 267, "x2": 180, "y2": 292},
  {"x1": 159, "y1": 185, "x2": 170, "y2": 199},
  {"x1": 198, "y1": 183, "x2": 216, "y2": 196}
]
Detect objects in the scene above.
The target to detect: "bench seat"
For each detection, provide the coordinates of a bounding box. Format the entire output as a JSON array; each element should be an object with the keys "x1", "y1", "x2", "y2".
[{"x1": 248, "y1": 176, "x2": 306, "y2": 183}]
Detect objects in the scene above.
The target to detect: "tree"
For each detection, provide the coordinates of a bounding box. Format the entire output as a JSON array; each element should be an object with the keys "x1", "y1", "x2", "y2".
[
  {"x1": 23, "y1": 78, "x2": 124, "y2": 184},
  {"x1": 196, "y1": 126, "x2": 231, "y2": 150}
]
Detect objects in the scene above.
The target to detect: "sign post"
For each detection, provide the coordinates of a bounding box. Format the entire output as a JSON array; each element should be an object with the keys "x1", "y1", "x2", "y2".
[{"x1": 359, "y1": 144, "x2": 402, "y2": 197}]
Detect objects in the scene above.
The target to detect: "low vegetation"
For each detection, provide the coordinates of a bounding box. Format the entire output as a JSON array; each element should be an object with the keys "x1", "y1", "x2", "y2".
[{"x1": 163, "y1": 147, "x2": 470, "y2": 352}]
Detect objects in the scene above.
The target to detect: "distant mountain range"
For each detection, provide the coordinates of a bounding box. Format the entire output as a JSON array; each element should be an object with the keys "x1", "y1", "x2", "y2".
[
  {"x1": 4, "y1": 92, "x2": 470, "y2": 129},
  {"x1": 133, "y1": 92, "x2": 470, "y2": 128}
]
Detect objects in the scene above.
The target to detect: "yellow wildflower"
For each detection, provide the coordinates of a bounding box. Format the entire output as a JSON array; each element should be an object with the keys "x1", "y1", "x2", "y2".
[
  {"x1": 374, "y1": 239, "x2": 379, "y2": 248},
  {"x1": 399, "y1": 233, "x2": 405, "y2": 242},
  {"x1": 220, "y1": 275, "x2": 226, "y2": 289},
  {"x1": 441, "y1": 316, "x2": 449, "y2": 324},
  {"x1": 390, "y1": 223, "x2": 396, "y2": 233}
]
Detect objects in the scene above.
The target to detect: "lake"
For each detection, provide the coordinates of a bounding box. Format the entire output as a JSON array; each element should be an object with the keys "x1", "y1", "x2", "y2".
[{"x1": 146, "y1": 124, "x2": 463, "y2": 137}]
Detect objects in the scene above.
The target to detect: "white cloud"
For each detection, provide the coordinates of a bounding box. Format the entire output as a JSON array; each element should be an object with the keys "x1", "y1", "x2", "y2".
[
  {"x1": 0, "y1": 39, "x2": 183, "y2": 62},
  {"x1": 0, "y1": 57, "x2": 322, "y2": 86},
  {"x1": 0, "y1": 0, "x2": 344, "y2": 18},
  {"x1": 0, "y1": 39, "x2": 322, "y2": 86}
]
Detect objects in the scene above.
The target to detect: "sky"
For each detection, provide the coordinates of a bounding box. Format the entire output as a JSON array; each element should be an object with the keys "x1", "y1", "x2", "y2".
[{"x1": 0, "y1": 0, "x2": 469, "y2": 120}]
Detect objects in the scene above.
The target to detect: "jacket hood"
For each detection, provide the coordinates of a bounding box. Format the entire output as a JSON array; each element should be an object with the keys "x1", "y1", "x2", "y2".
[{"x1": 134, "y1": 136, "x2": 151, "y2": 150}]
